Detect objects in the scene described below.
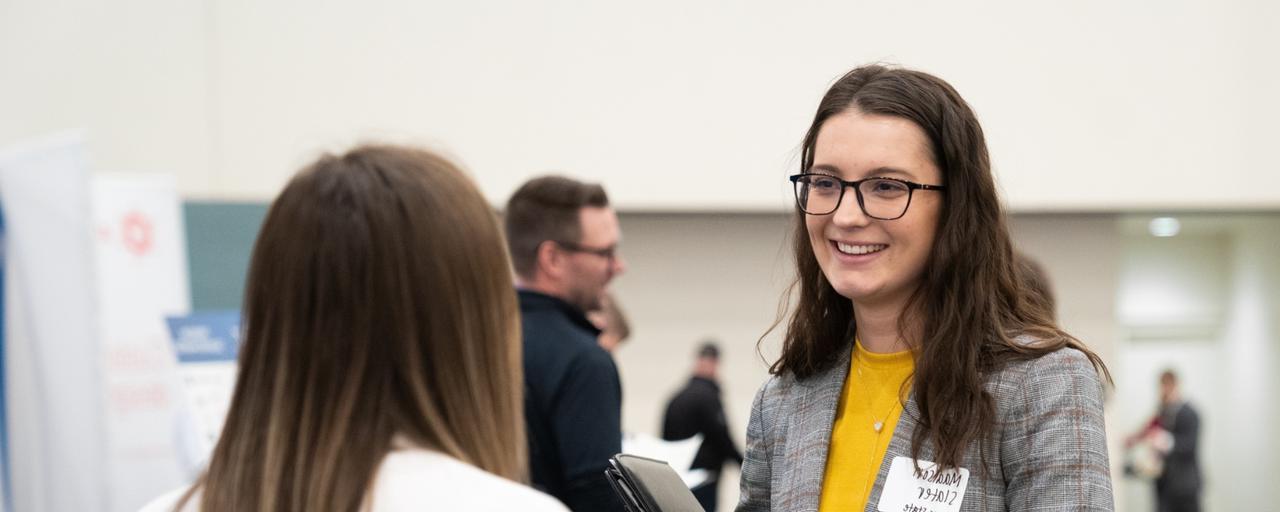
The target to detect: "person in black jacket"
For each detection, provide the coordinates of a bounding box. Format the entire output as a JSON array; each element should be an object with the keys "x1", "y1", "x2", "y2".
[
  {"x1": 661, "y1": 342, "x2": 743, "y2": 511},
  {"x1": 1154, "y1": 370, "x2": 1202, "y2": 512},
  {"x1": 505, "y1": 176, "x2": 627, "y2": 512}
]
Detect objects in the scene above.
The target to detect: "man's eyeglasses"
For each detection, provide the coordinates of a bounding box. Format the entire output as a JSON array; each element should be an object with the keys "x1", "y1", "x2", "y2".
[
  {"x1": 555, "y1": 240, "x2": 618, "y2": 261},
  {"x1": 789, "y1": 173, "x2": 946, "y2": 220}
]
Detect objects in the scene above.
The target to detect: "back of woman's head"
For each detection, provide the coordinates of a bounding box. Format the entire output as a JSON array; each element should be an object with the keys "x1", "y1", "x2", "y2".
[{"x1": 193, "y1": 145, "x2": 524, "y2": 511}]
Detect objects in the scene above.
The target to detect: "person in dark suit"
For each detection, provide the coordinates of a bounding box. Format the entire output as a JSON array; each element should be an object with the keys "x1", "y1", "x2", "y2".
[
  {"x1": 662, "y1": 342, "x2": 743, "y2": 511},
  {"x1": 505, "y1": 176, "x2": 628, "y2": 512},
  {"x1": 1154, "y1": 370, "x2": 1202, "y2": 512}
]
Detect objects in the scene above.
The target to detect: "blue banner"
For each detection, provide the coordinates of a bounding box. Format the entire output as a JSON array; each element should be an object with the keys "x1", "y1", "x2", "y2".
[{"x1": 165, "y1": 311, "x2": 241, "y2": 364}]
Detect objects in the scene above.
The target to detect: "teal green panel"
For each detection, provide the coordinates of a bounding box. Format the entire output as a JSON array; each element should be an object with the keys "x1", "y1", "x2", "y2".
[{"x1": 184, "y1": 201, "x2": 269, "y2": 310}]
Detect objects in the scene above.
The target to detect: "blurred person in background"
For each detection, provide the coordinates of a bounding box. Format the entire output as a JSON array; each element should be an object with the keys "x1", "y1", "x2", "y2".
[
  {"x1": 142, "y1": 145, "x2": 566, "y2": 511},
  {"x1": 505, "y1": 176, "x2": 627, "y2": 511},
  {"x1": 1015, "y1": 251, "x2": 1056, "y2": 319},
  {"x1": 737, "y1": 65, "x2": 1113, "y2": 511},
  {"x1": 662, "y1": 341, "x2": 743, "y2": 511},
  {"x1": 1125, "y1": 370, "x2": 1202, "y2": 512},
  {"x1": 587, "y1": 292, "x2": 631, "y2": 353}
]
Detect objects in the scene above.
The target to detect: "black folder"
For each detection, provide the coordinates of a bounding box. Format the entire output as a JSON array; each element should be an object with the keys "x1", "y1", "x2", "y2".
[{"x1": 604, "y1": 454, "x2": 705, "y2": 512}]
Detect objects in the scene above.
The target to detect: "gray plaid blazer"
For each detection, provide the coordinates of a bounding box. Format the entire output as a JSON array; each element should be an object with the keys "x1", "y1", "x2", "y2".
[{"x1": 736, "y1": 345, "x2": 1112, "y2": 512}]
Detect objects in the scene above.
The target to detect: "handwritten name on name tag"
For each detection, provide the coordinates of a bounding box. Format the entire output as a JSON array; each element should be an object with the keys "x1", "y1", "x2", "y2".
[{"x1": 876, "y1": 456, "x2": 970, "y2": 512}]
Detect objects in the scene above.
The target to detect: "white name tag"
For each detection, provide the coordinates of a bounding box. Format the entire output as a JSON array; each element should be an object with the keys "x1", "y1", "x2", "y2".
[{"x1": 876, "y1": 456, "x2": 970, "y2": 512}]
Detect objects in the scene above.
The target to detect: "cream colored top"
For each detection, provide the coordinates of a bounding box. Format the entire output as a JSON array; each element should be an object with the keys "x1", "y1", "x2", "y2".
[{"x1": 139, "y1": 448, "x2": 568, "y2": 511}]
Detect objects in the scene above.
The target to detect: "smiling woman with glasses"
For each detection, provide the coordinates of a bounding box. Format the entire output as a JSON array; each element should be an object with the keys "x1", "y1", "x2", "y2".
[{"x1": 737, "y1": 65, "x2": 1114, "y2": 512}]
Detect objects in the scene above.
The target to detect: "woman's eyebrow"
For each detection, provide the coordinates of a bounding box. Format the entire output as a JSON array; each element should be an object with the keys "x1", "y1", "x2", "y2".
[
  {"x1": 809, "y1": 163, "x2": 916, "y2": 180},
  {"x1": 864, "y1": 166, "x2": 915, "y2": 179}
]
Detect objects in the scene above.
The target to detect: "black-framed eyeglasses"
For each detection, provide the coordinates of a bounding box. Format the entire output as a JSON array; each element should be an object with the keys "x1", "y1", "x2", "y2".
[
  {"x1": 789, "y1": 173, "x2": 946, "y2": 219},
  {"x1": 554, "y1": 240, "x2": 618, "y2": 261}
]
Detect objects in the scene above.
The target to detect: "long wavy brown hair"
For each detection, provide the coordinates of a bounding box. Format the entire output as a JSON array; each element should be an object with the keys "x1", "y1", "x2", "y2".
[
  {"x1": 771, "y1": 65, "x2": 1110, "y2": 471},
  {"x1": 178, "y1": 145, "x2": 525, "y2": 510}
]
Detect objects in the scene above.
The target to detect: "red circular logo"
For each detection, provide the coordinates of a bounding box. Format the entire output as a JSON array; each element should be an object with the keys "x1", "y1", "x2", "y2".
[{"x1": 121, "y1": 211, "x2": 154, "y2": 256}]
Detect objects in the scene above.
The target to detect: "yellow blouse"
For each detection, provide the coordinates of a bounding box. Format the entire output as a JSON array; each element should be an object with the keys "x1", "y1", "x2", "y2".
[{"x1": 818, "y1": 340, "x2": 914, "y2": 512}]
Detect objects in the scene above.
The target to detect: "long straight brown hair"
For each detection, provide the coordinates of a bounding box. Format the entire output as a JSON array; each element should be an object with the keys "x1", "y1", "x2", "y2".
[
  {"x1": 179, "y1": 145, "x2": 525, "y2": 511},
  {"x1": 772, "y1": 65, "x2": 1110, "y2": 471}
]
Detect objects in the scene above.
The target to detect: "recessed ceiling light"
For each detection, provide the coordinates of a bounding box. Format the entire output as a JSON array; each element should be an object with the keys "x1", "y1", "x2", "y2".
[{"x1": 1149, "y1": 217, "x2": 1180, "y2": 237}]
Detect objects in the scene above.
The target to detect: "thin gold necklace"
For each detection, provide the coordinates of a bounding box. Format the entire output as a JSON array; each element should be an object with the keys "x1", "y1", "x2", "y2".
[{"x1": 853, "y1": 352, "x2": 903, "y2": 433}]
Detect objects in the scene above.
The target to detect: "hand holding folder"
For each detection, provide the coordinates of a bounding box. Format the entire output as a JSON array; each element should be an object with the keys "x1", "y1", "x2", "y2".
[{"x1": 604, "y1": 454, "x2": 705, "y2": 512}]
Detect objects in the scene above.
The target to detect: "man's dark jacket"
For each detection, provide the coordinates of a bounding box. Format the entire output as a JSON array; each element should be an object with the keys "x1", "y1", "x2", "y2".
[
  {"x1": 520, "y1": 290, "x2": 624, "y2": 512},
  {"x1": 1156, "y1": 401, "x2": 1202, "y2": 511},
  {"x1": 661, "y1": 376, "x2": 744, "y2": 474}
]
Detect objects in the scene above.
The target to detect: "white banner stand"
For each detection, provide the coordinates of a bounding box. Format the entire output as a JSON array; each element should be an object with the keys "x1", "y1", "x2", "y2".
[
  {"x1": 0, "y1": 133, "x2": 107, "y2": 512},
  {"x1": 0, "y1": 134, "x2": 194, "y2": 512},
  {"x1": 92, "y1": 174, "x2": 192, "y2": 511}
]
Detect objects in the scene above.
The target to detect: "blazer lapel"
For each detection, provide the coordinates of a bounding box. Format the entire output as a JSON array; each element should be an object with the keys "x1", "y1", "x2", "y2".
[{"x1": 782, "y1": 346, "x2": 851, "y2": 512}]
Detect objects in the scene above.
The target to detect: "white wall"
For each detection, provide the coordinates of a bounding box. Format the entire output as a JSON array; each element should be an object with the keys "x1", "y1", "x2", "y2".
[
  {"x1": 0, "y1": 0, "x2": 213, "y2": 191},
  {"x1": 1217, "y1": 217, "x2": 1279, "y2": 508},
  {"x1": 1117, "y1": 221, "x2": 1231, "y2": 337},
  {"x1": 4, "y1": 0, "x2": 1279, "y2": 210}
]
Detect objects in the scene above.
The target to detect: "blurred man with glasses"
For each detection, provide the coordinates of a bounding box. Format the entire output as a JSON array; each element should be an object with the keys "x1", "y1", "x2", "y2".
[{"x1": 505, "y1": 175, "x2": 627, "y2": 512}]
